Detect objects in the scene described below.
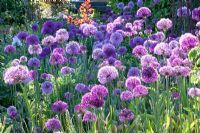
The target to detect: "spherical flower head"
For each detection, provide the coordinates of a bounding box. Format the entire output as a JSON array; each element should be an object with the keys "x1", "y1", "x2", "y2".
[
  {"x1": 179, "y1": 33, "x2": 198, "y2": 52},
  {"x1": 81, "y1": 92, "x2": 104, "y2": 108},
  {"x1": 11, "y1": 59, "x2": 20, "y2": 66},
  {"x1": 42, "y1": 35, "x2": 56, "y2": 46},
  {"x1": 132, "y1": 85, "x2": 148, "y2": 97},
  {"x1": 169, "y1": 40, "x2": 179, "y2": 49},
  {"x1": 26, "y1": 34, "x2": 39, "y2": 45},
  {"x1": 51, "y1": 100, "x2": 68, "y2": 114},
  {"x1": 49, "y1": 53, "x2": 65, "y2": 65},
  {"x1": 150, "y1": 32, "x2": 165, "y2": 42},
  {"x1": 53, "y1": 48, "x2": 65, "y2": 55},
  {"x1": 188, "y1": 87, "x2": 200, "y2": 97},
  {"x1": 177, "y1": 6, "x2": 191, "y2": 17},
  {"x1": 3, "y1": 65, "x2": 30, "y2": 85},
  {"x1": 154, "y1": 42, "x2": 171, "y2": 56},
  {"x1": 82, "y1": 24, "x2": 97, "y2": 36},
  {"x1": 127, "y1": 67, "x2": 140, "y2": 77},
  {"x1": 91, "y1": 85, "x2": 108, "y2": 98},
  {"x1": 41, "y1": 81, "x2": 53, "y2": 95},
  {"x1": 102, "y1": 44, "x2": 116, "y2": 58},
  {"x1": 117, "y1": 46, "x2": 127, "y2": 55},
  {"x1": 92, "y1": 48, "x2": 104, "y2": 60},
  {"x1": 110, "y1": 32, "x2": 123, "y2": 46},
  {"x1": 28, "y1": 57, "x2": 40, "y2": 68},
  {"x1": 132, "y1": 45, "x2": 148, "y2": 58},
  {"x1": 41, "y1": 73, "x2": 52, "y2": 81},
  {"x1": 65, "y1": 41, "x2": 80, "y2": 55},
  {"x1": 64, "y1": 92, "x2": 73, "y2": 99},
  {"x1": 29, "y1": 70, "x2": 38, "y2": 81},
  {"x1": 75, "y1": 83, "x2": 89, "y2": 93},
  {"x1": 17, "y1": 31, "x2": 29, "y2": 40},
  {"x1": 61, "y1": 66, "x2": 75, "y2": 76},
  {"x1": 192, "y1": 7, "x2": 200, "y2": 21},
  {"x1": 137, "y1": 0, "x2": 143, "y2": 7},
  {"x1": 175, "y1": 66, "x2": 191, "y2": 77},
  {"x1": 94, "y1": 31, "x2": 104, "y2": 41},
  {"x1": 159, "y1": 66, "x2": 174, "y2": 76},
  {"x1": 120, "y1": 91, "x2": 133, "y2": 101},
  {"x1": 38, "y1": 47, "x2": 51, "y2": 59},
  {"x1": 4, "y1": 45, "x2": 16, "y2": 53},
  {"x1": 55, "y1": 28, "x2": 69, "y2": 43},
  {"x1": 196, "y1": 21, "x2": 200, "y2": 27},
  {"x1": 125, "y1": 76, "x2": 141, "y2": 91},
  {"x1": 172, "y1": 92, "x2": 180, "y2": 100},
  {"x1": 141, "y1": 67, "x2": 158, "y2": 83},
  {"x1": 143, "y1": 40, "x2": 158, "y2": 53},
  {"x1": 28, "y1": 44, "x2": 42, "y2": 55},
  {"x1": 97, "y1": 66, "x2": 119, "y2": 84},
  {"x1": 41, "y1": 20, "x2": 56, "y2": 35},
  {"x1": 117, "y1": 2, "x2": 124, "y2": 9},
  {"x1": 112, "y1": 88, "x2": 121, "y2": 96},
  {"x1": 83, "y1": 111, "x2": 97, "y2": 122},
  {"x1": 136, "y1": 7, "x2": 151, "y2": 18},
  {"x1": 7, "y1": 106, "x2": 17, "y2": 119},
  {"x1": 141, "y1": 55, "x2": 160, "y2": 69},
  {"x1": 130, "y1": 36, "x2": 144, "y2": 48},
  {"x1": 128, "y1": 1, "x2": 134, "y2": 8},
  {"x1": 74, "y1": 103, "x2": 88, "y2": 114},
  {"x1": 156, "y1": 18, "x2": 172, "y2": 31},
  {"x1": 20, "y1": 56, "x2": 28, "y2": 63},
  {"x1": 32, "y1": 23, "x2": 39, "y2": 32},
  {"x1": 119, "y1": 108, "x2": 134, "y2": 123},
  {"x1": 45, "y1": 118, "x2": 61, "y2": 132}
]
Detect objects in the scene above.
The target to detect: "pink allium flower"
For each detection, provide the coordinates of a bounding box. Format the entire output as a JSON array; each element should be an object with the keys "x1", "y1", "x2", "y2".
[
  {"x1": 51, "y1": 100, "x2": 68, "y2": 114},
  {"x1": 45, "y1": 118, "x2": 61, "y2": 132},
  {"x1": 120, "y1": 91, "x2": 133, "y2": 101},
  {"x1": 159, "y1": 66, "x2": 174, "y2": 76},
  {"x1": 132, "y1": 85, "x2": 148, "y2": 97},
  {"x1": 141, "y1": 55, "x2": 160, "y2": 69},
  {"x1": 4, "y1": 45, "x2": 16, "y2": 53},
  {"x1": 132, "y1": 45, "x2": 148, "y2": 58},
  {"x1": 83, "y1": 111, "x2": 97, "y2": 122},
  {"x1": 156, "y1": 18, "x2": 172, "y2": 31},
  {"x1": 141, "y1": 67, "x2": 158, "y2": 83},
  {"x1": 179, "y1": 33, "x2": 198, "y2": 52},
  {"x1": 119, "y1": 108, "x2": 134, "y2": 123},
  {"x1": 42, "y1": 35, "x2": 56, "y2": 46},
  {"x1": 188, "y1": 87, "x2": 200, "y2": 97},
  {"x1": 125, "y1": 76, "x2": 141, "y2": 91},
  {"x1": 136, "y1": 7, "x2": 151, "y2": 18},
  {"x1": 97, "y1": 66, "x2": 119, "y2": 84},
  {"x1": 91, "y1": 85, "x2": 108, "y2": 98},
  {"x1": 28, "y1": 44, "x2": 42, "y2": 55},
  {"x1": 55, "y1": 28, "x2": 69, "y2": 43}
]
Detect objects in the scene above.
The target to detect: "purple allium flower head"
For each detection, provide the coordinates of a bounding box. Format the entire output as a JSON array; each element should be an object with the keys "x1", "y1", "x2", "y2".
[
  {"x1": 117, "y1": 2, "x2": 125, "y2": 9},
  {"x1": 68, "y1": 57, "x2": 76, "y2": 64},
  {"x1": 97, "y1": 66, "x2": 119, "y2": 84},
  {"x1": 74, "y1": 103, "x2": 88, "y2": 114},
  {"x1": 113, "y1": 88, "x2": 121, "y2": 96},
  {"x1": 41, "y1": 81, "x2": 53, "y2": 95},
  {"x1": 130, "y1": 36, "x2": 144, "y2": 48},
  {"x1": 81, "y1": 92, "x2": 104, "y2": 108},
  {"x1": 51, "y1": 100, "x2": 68, "y2": 114},
  {"x1": 192, "y1": 7, "x2": 200, "y2": 21},
  {"x1": 64, "y1": 92, "x2": 73, "y2": 99},
  {"x1": 20, "y1": 56, "x2": 28, "y2": 63},
  {"x1": 17, "y1": 31, "x2": 29, "y2": 40},
  {"x1": 117, "y1": 46, "x2": 127, "y2": 55},
  {"x1": 32, "y1": 23, "x2": 39, "y2": 32},
  {"x1": 92, "y1": 48, "x2": 104, "y2": 60},
  {"x1": 41, "y1": 73, "x2": 52, "y2": 81},
  {"x1": 3, "y1": 65, "x2": 30, "y2": 85},
  {"x1": 41, "y1": 35, "x2": 56, "y2": 46},
  {"x1": 65, "y1": 41, "x2": 80, "y2": 55},
  {"x1": 141, "y1": 55, "x2": 160, "y2": 69},
  {"x1": 91, "y1": 85, "x2": 108, "y2": 98},
  {"x1": 169, "y1": 40, "x2": 179, "y2": 49},
  {"x1": 102, "y1": 44, "x2": 116, "y2": 58},
  {"x1": 28, "y1": 57, "x2": 40, "y2": 67},
  {"x1": 154, "y1": 42, "x2": 171, "y2": 56},
  {"x1": 7, "y1": 106, "x2": 17, "y2": 119},
  {"x1": 81, "y1": 24, "x2": 97, "y2": 36},
  {"x1": 136, "y1": 7, "x2": 151, "y2": 18},
  {"x1": 45, "y1": 118, "x2": 61, "y2": 132},
  {"x1": 94, "y1": 31, "x2": 104, "y2": 41},
  {"x1": 143, "y1": 40, "x2": 158, "y2": 53},
  {"x1": 38, "y1": 47, "x2": 51, "y2": 59},
  {"x1": 137, "y1": 0, "x2": 143, "y2": 7},
  {"x1": 49, "y1": 53, "x2": 65, "y2": 65},
  {"x1": 174, "y1": 66, "x2": 191, "y2": 77},
  {"x1": 150, "y1": 32, "x2": 165, "y2": 42},
  {"x1": 55, "y1": 28, "x2": 69, "y2": 43},
  {"x1": 75, "y1": 83, "x2": 89, "y2": 93},
  {"x1": 26, "y1": 34, "x2": 39, "y2": 45},
  {"x1": 132, "y1": 45, "x2": 148, "y2": 58},
  {"x1": 4, "y1": 45, "x2": 16, "y2": 53},
  {"x1": 156, "y1": 18, "x2": 172, "y2": 31},
  {"x1": 132, "y1": 85, "x2": 148, "y2": 97},
  {"x1": 41, "y1": 20, "x2": 55, "y2": 35},
  {"x1": 110, "y1": 31, "x2": 123, "y2": 46},
  {"x1": 53, "y1": 48, "x2": 65, "y2": 55},
  {"x1": 188, "y1": 87, "x2": 200, "y2": 97},
  {"x1": 177, "y1": 6, "x2": 191, "y2": 17},
  {"x1": 141, "y1": 67, "x2": 158, "y2": 83},
  {"x1": 179, "y1": 33, "x2": 198, "y2": 52},
  {"x1": 128, "y1": 1, "x2": 134, "y2": 8},
  {"x1": 159, "y1": 66, "x2": 174, "y2": 76},
  {"x1": 61, "y1": 66, "x2": 75, "y2": 76},
  {"x1": 127, "y1": 67, "x2": 140, "y2": 77},
  {"x1": 120, "y1": 91, "x2": 133, "y2": 101},
  {"x1": 125, "y1": 76, "x2": 141, "y2": 91},
  {"x1": 28, "y1": 44, "x2": 42, "y2": 55},
  {"x1": 119, "y1": 108, "x2": 134, "y2": 123},
  {"x1": 83, "y1": 111, "x2": 97, "y2": 122},
  {"x1": 29, "y1": 70, "x2": 38, "y2": 80},
  {"x1": 172, "y1": 92, "x2": 180, "y2": 100}
]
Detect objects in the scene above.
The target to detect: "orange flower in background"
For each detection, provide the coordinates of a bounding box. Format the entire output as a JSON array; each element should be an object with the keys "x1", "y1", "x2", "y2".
[{"x1": 66, "y1": 0, "x2": 94, "y2": 26}]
